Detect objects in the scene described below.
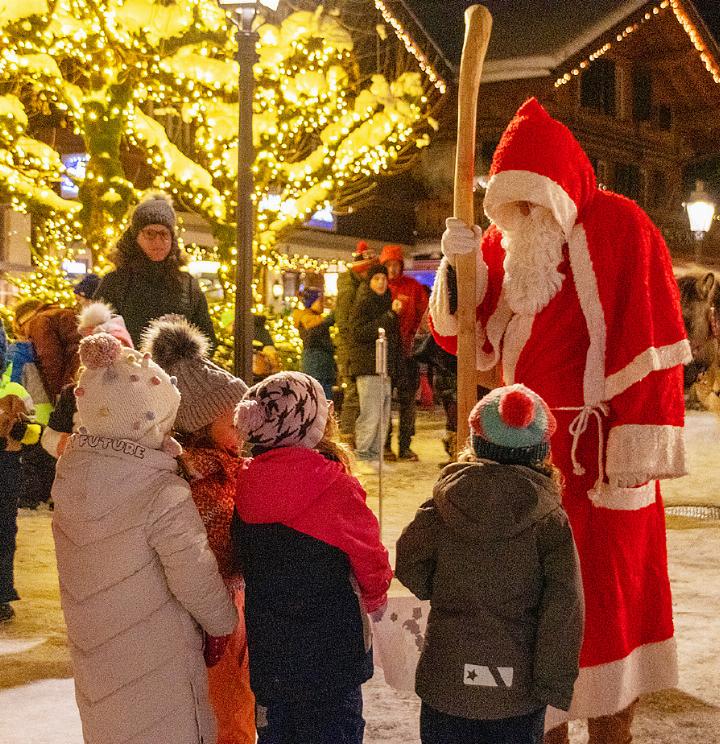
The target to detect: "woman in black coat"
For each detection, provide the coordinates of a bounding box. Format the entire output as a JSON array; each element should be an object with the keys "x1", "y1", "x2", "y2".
[
  {"x1": 348, "y1": 264, "x2": 400, "y2": 461},
  {"x1": 95, "y1": 194, "x2": 216, "y2": 349}
]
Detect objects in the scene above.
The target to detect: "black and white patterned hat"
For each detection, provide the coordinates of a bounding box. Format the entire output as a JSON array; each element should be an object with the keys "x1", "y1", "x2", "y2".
[{"x1": 234, "y1": 371, "x2": 328, "y2": 450}]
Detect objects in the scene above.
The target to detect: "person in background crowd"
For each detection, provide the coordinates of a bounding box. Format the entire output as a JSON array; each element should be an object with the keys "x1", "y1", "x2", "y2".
[
  {"x1": 41, "y1": 302, "x2": 134, "y2": 460},
  {"x1": 348, "y1": 264, "x2": 400, "y2": 466},
  {"x1": 143, "y1": 315, "x2": 255, "y2": 744},
  {"x1": 12, "y1": 297, "x2": 80, "y2": 402},
  {"x1": 293, "y1": 288, "x2": 336, "y2": 400},
  {"x1": 413, "y1": 333, "x2": 458, "y2": 465},
  {"x1": 396, "y1": 385, "x2": 584, "y2": 744},
  {"x1": 335, "y1": 241, "x2": 378, "y2": 446},
  {"x1": 11, "y1": 297, "x2": 79, "y2": 508},
  {"x1": 94, "y1": 193, "x2": 216, "y2": 349},
  {"x1": 233, "y1": 371, "x2": 392, "y2": 744},
  {"x1": 379, "y1": 245, "x2": 428, "y2": 461},
  {"x1": 52, "y1": 333, "x2": 237, "y2": 744},
  {"x1": 253, "y1": 314, "x2": 281, "y2": 384},
  {"x1": 0, "y1": 327, "x2": 41, "y2": 622},
  {"x1": 73, "y1": 273, "x2": 101, "y2": 309}
]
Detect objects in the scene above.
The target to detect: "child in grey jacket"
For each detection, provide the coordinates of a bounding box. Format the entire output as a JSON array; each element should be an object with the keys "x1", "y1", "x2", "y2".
[{"x1": 395, "y1": 384, "x2": 584, "y2": 744}]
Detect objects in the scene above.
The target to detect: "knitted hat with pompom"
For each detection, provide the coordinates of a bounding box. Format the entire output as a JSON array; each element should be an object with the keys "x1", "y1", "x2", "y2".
[
  {"x1": 75, "y1": 333, "x2": 180, "y2": 450},
  {"x1": 468, "y1": 384, "x2": 556, "y2": 465},
  {"x1": 234, "y1": 371, "x2": 328, "y2": 450},
  {"x1": 142, "y1": 315, "x2": 248, "y2": 434},
  {"x1": 77, "y1": 302, "x2": 133, "y2": 349}
]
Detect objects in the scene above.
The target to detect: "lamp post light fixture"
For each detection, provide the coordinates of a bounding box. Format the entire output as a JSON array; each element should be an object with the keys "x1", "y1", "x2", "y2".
[
  {"x1": 685, "y1": 180, "x2": 716, "y2": 262},
  {"x1": 217, "y1": 0, "x2": 279, "y2": 381}
]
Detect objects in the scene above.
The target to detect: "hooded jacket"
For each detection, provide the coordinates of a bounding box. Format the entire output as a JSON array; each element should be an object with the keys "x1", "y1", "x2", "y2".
[
  {"x1": 232, "y1": 447, "x2": 391, "y2": 704},
  {"x1": 395, "y1": 461, "x2": 583, "y2": 721},
  {"x1": 52, "y1": 435, "x2": 237, "y2": 744}
]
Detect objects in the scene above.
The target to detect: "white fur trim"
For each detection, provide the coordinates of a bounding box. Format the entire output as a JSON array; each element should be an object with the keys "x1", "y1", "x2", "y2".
[
  {"x1": 606, "y1": 424, "x2": 687, "y2": 485},
  {"x1": 568, "y1": 226, "x2": 606, "y2": 405},
  {"x1": 545, "y1": 637, "x2": 678, "y2": 727},
  {"x1": 429, "y1": 257, "x2": 458, "y2": 337},
  {"x1": 485, "y1": 170, "x2": 578, "y2": 240},
  {"x1": 502, "y1": 314, "x2": 535, "y2": 385},
  {"x1": 605, "y1": 340, "x2": 693, "y2": 401},
  {"x1": 477, "y1": 291, "x2": 512, "y2": 372},
  {"x1": 429, "y1": 254, "x2": 489, "y2": 339},
  {"x1": 588, "y1": 481, "x2": 657, "y2": 511}
]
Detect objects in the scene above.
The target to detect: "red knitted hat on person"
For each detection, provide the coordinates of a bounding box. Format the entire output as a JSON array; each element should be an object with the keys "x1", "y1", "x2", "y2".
[
  {"x1": 350, "y1": 241, "x2": 378, "y2": 273},
  {"x1": 379, "y1": 244, "x2": 404, "y2": 266}
]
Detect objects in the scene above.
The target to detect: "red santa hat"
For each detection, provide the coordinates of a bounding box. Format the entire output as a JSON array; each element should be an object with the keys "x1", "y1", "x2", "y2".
[{"x1": 484, "y1": 98, "x2": 596, "y2": 240}]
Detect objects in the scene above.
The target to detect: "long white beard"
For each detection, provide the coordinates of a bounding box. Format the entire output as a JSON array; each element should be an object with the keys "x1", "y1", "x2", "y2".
[{"x1": 501, "y1": 206, "x2": 566, "y2": 316}]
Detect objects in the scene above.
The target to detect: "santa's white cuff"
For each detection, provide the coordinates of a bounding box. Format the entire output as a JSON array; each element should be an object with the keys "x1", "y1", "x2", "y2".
[{"x1": 605, "y1": 424, "x2": 687, "y2": 486}]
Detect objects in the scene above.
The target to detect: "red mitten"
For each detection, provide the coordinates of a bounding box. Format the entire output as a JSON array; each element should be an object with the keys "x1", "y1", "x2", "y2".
[{"x1": 203, "y1": 633, "x2": 231, "y2": 668}]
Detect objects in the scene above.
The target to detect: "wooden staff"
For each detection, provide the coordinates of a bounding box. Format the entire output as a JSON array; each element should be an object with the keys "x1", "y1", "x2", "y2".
[{"x1": 454, "y1": 4, "x2": 493, "y2": 449}]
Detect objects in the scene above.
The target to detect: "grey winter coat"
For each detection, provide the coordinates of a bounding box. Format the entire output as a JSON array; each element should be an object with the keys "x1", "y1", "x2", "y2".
[
  {"x1": 395, "y1": 460, "x2": 584, "y2": 720},
  {"x1": 52, "y1": 435, "x2": 237, "y2": 744}
]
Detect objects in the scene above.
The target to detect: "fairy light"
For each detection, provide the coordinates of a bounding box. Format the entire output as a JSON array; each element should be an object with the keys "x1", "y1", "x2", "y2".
[
  {"x1": 0, "y1": 1, "x2": 440, "y2": 368},
  {"x1": 555, "y1": 0, "x2": 720, "y2": 87},
  {"x1": 373, "y1": 0, "x2": 447, "y2": 94}
]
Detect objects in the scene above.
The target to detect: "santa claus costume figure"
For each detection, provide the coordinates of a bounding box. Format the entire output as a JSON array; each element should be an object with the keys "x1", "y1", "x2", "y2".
[{"x1": 430, "y1": 98, "x2": 690, "y2": 743}]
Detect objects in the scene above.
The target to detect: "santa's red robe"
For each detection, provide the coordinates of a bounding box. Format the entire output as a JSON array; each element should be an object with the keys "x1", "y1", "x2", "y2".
[{"x1": 430, "y1": 99, "x2": 691, "y2": 723}]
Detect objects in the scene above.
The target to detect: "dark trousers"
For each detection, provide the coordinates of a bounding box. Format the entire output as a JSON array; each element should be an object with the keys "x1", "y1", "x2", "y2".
[
  {"x1": 257, "y1": 686, "x2": 365, "y2": 744},
  {"x1": 387, "y1": 357, "x2": 420, "y2": 453},
  {"x1": 420, "y1": 703, "x2": 546, "y2": 744},
  {"x1": 0, "y1": 452, "x2": 21, "y2": 604}
]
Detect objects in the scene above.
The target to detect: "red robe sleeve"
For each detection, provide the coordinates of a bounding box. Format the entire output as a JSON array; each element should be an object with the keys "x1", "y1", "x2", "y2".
[{"x1": 585, "y1": 194, "x2": 691, "y2": 490}]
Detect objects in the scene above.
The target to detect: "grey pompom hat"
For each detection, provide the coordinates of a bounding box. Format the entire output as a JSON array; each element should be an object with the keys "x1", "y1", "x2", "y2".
[{"x1": 142, "y1": 315, "x2": 248, "y2": 434}]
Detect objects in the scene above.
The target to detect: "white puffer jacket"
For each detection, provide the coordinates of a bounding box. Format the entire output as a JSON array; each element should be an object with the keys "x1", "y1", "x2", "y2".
[{"x1": 52, "y1": 434, "x2": 237, "y2": 744}]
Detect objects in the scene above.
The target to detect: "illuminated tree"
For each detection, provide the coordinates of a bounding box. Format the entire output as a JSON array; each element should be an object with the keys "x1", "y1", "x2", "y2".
[{"x1": 0, "y1": 0, "x2": 444, "y2": 362}]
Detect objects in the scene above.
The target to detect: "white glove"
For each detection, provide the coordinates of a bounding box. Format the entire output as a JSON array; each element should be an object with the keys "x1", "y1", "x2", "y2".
[{"x1": 441, "y1": 217, "x2": 482, "y2": 260}]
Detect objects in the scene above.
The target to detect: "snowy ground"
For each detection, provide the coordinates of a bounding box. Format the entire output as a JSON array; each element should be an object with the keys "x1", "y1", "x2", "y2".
[{"x1": 1, "y1": 410, "x2": 719, "y2": 744}]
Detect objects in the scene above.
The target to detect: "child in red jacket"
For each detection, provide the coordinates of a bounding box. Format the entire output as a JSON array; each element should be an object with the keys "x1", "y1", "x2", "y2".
[
  {"x1": 233, "y1": 371, "x2": 392, "y2": 744},
  {"x1": 143, "y1": 316, "x2": 255, "y2": 744}
]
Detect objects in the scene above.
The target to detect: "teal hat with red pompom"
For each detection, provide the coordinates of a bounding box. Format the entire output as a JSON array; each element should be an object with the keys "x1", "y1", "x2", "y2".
[{"x1": 468, "y1": 384, "x2": 556, "y2": 465}]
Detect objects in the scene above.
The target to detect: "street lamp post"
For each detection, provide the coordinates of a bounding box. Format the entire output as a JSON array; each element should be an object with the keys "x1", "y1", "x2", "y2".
[
  {"x1": 217, "y1": 0, "x2": 278, "y2": 381},
  {"x1": 685, "y1": 180, "x2": 716, "y2": 263}
]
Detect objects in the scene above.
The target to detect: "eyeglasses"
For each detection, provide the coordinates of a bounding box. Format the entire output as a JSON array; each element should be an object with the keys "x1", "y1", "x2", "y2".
[{"x1": 140, "y1": 228, "x2": 172, "y2": 242}]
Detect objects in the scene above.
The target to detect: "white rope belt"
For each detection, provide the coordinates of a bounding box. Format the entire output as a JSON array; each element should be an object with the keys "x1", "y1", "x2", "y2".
[{"x1": 553, "y1": 403, "x2": 609, "y2": 488}]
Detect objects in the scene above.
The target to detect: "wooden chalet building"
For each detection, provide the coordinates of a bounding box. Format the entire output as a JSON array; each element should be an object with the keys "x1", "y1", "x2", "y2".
[{"x1": 408, "y1": 0, "x2": 720, "y2": 266}]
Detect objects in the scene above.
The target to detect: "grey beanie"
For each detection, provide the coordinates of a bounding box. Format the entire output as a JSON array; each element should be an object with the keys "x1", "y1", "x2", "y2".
[
  {"x1": 132, "y1": 193, "x2": 176, "y2": 233},
  {"x1": 141, "y1": 315, "x2": 248, "y2": 434}
]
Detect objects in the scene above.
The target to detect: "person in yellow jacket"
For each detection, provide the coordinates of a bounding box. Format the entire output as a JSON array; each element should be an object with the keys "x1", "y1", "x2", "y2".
[{"x1": 1, "y1": 336, "x2": 41, "y2": 622}]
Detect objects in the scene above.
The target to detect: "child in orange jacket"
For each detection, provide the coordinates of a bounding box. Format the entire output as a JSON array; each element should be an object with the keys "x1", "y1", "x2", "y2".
[{"x1": 143, "y1": 315, "x2": 254, "y2": 744}]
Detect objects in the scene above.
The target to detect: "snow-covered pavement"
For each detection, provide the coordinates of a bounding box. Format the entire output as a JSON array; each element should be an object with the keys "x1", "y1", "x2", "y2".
[{"x1": 1, "y1": 411, "x2": 719, "y2": 743}]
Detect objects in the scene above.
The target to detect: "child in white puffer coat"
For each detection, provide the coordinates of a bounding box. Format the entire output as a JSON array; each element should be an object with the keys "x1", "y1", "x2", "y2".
[{"x1": 52, "y1": 333, "x2": 237, "y2": 744}]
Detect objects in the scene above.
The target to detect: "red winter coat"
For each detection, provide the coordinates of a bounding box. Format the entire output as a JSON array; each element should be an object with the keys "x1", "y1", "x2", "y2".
[
  {"x1": 235, "y1": 447, "x2": 391, "y2": 612},
  {"x1": 389, "y1": 274, "x2": 428, "y2": 356}
]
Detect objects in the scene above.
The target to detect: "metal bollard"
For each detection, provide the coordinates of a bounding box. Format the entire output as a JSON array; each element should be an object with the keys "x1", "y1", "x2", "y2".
[{"x1": 376, "y1": 328, "x2": 387, "y2": 536}]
